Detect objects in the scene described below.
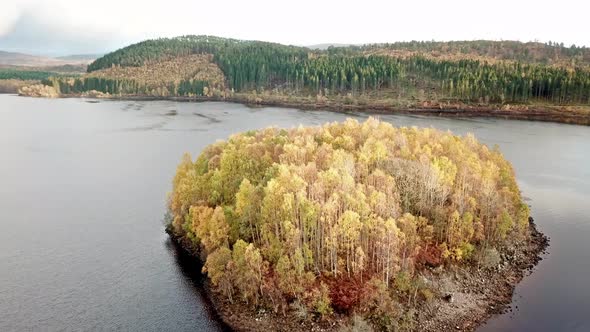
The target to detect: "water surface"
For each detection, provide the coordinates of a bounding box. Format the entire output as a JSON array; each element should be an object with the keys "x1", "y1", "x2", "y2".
[{"x1": 0, "y1": 95, "x2": 588, "y2": 331}]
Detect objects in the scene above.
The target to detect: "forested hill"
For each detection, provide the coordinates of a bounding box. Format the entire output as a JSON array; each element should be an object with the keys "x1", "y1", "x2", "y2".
[
  {"x1": 87, "y1": 35, "x2": 307, "y2": 72},
  {"x1": 347, "y1": 40, "x2": 590, "y2": 68},
  {"x1": 89, "y1": 37, "x2": 590, "y2": 72},
  {"x1": 33, "y1": 36, "x2": 590, "y2": 110}
]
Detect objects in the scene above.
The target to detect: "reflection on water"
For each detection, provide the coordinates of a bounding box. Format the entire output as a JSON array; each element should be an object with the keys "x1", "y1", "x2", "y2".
[
  {"x1": 0, "y1": 95, "x2": 589, "y2": 331},
  {"x1": 116, "y1": 121, "x2": 169, "y2": 132},
  {"x1": 165, "y1": 239, "x2": 231, "y2": 332},
  {"x1": 192, "y1": 112, "x2": 221, "y2": 123}
]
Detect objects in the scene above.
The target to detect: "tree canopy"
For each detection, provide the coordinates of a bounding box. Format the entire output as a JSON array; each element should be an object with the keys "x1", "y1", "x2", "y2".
[
  {"x1": 0, "y1": 68, "x2": 64, "y2": 81},
  {"x1": 168, "y1": 118, "x2": 530, "y2": 328}
]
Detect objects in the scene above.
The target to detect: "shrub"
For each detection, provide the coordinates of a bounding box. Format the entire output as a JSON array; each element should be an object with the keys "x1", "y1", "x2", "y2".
[
  {"x1": 309, "y1": 282, "x2": 333, "y2": 318},
  {"x1": 479, "y1": 248, "x2": 502, "y2": 269},
  {"x1": 340, "y1": 314, "x2": 374, "y2": 332},
  {"x1": 416, "y1": 245, "x2": 443, "y2": 268}
]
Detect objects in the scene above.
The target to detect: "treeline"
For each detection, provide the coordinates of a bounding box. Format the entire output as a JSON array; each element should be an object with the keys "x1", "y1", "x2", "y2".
[
  {"x1": 168, "y1": 118, "x2": 529, "y2": 328},
  {"x1": 218, "y1": 53, "x2": 405, "y2": 94},
  {"x1": 215, "y1": 43, "x2": 308, "y2": 91},
  {"x1": 44, "y1": 76, "x2": 210, "y2": 97},
  {"x1": 82, "y1": 36, "x2": 590, "y2": 104},
  {"x1": 0, "y1": 68, "x2": 61, "y2": 81},
  {"x1": 413, "y1": 57, "x2": 590, "y2": 103}
]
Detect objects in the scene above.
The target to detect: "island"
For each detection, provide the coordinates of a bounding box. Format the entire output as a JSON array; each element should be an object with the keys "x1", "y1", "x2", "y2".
[
  {"x1": 166, "y1": 118, "x2": 548, "y2": 331},
  {"x1": 12, "y1": 36, "x2": 590, "y2": 126}
]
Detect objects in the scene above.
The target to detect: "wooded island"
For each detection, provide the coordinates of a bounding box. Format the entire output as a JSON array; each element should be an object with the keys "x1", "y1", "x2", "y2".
[{"x1": 167, "y1": 118, "x2": 546, "y2": 331}]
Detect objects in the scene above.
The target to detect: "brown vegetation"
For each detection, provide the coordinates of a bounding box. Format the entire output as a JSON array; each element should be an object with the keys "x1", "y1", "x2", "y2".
[
  {"x1": 17, "y1": 84, "x2": 59, "y2": 98},
  {"x1": 361, "y1": 40, "x2": 590, "y2": 69},
  {"x1": 86, "y1": 54, "x2": 225, "y2": 91},
  {"x1": 0, "y1": 79, "x2": 38, "y2": 93}
]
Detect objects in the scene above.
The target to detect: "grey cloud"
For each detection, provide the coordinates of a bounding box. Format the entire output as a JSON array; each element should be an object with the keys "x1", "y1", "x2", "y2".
[{"x1": 0, "y1": 11, "x2": 131, "y2": 56}]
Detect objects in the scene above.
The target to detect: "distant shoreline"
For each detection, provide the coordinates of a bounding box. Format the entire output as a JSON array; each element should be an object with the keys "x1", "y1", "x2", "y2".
[{"x1": 19, "y1": 92, "x2": 590, "y2": 126}]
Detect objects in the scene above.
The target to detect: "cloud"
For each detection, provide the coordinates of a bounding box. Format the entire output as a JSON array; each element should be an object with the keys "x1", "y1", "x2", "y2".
[
  {"x1": 0, "y1": 0, "x2": 136, "y2": 55},
  {"x1": 0, "y1": 1, "x2": 27, "y2": 36},
  {"x1": 0, "y1": 0, "x2": 588, "y2": 56},
  {"x1": 0, "y1": 11, "x2": 129, "y2": 55}
]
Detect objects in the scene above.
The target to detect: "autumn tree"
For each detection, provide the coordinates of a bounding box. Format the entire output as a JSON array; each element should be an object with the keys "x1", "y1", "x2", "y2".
[{"x1": 168, "y1": 117, "x2": 530, "y2": 322}]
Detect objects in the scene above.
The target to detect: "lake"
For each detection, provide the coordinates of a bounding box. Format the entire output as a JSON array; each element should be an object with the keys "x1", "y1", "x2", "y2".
[{"x1": 0, "y1": 94, "x2": 589, "y2": 331}]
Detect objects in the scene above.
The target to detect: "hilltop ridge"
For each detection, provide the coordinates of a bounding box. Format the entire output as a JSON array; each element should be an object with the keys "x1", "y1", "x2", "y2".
[
  {"x1": 0, "y1": 50, "x2": 95, "y2": 67},
  {"x1": 88, "y1": 36, "x2": 590, "y2": 72}
]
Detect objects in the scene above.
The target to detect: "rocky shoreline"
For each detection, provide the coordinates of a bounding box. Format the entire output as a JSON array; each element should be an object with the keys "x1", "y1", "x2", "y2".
[
  {"x1": 167, "y1": 217, "x2": 548, "y2": 332},
  {"x1": 419, "y1": 217, "x2": 549, "y2": 332}
]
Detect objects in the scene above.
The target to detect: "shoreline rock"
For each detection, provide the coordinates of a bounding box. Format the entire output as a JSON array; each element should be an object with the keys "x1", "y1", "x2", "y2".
[{"x1": 419, "y1": 217, "x2": 549, "y2": 331}]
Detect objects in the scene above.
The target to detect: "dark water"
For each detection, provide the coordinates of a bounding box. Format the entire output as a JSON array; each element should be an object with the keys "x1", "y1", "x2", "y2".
[{"x1": 0, "y1": 95, "x2": 588, "y2": 331}]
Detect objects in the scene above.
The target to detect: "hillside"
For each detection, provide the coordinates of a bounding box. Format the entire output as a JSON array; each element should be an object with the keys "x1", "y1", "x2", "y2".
[
  {"x1": 86, "y1": 54, "x2": 225, "y2": 95},
  {"x1": 358, "y1": 40, "x2": 590, "y2": 68},
  {"x1": 18, "y1": 36, "x2": 590, "y2": 124},
  {"x1": 0, "y1": 50, "x2": 93, "y2": 67},
  {"x1": 0, "y1": 51, "x2": 62, "y2": 67},
  {"x1": 56, "y1": 54, "x2": 102, "y2": 62},
  {"x1": 87, "y1": 37, "x2": 590, "y2": 72},
  {"x1": 75, "y1": 36, "x2": 590, "y2": 104}
]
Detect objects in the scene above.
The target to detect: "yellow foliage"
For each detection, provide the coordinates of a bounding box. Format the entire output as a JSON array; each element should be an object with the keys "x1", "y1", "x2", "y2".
[{"x1": 168, "y1": 117, "x2": 528, "y2": 312}]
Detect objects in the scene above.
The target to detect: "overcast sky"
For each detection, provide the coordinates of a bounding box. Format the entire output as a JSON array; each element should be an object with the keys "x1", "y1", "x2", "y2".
[{"x1": 0, "y1": 0, "x2": 587, "y2": 56}]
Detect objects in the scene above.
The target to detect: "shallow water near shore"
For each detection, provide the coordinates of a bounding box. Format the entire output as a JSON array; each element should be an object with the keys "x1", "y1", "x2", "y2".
[{"x1": 1, "y1": 94, "x2": 589, "y2": 331}]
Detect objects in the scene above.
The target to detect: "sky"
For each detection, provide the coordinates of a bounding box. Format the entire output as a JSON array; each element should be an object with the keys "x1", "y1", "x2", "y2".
[{"x1": 0, "y1": 0, "x2": 588, "y2": 56}]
